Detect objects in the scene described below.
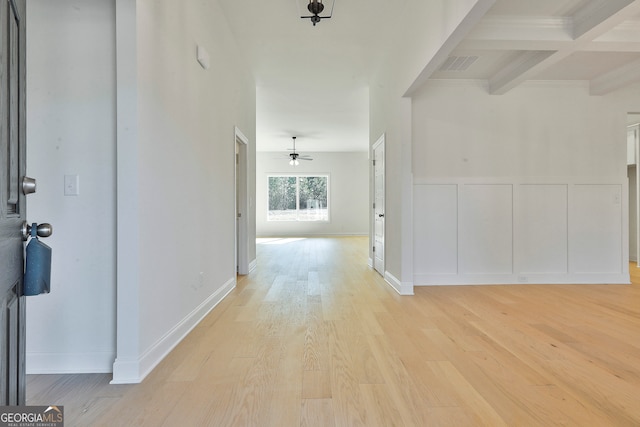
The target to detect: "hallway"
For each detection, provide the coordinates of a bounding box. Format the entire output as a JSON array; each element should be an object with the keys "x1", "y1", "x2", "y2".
[{"x1": 27, "y1": 237, "x2": 640, "y2": 426}]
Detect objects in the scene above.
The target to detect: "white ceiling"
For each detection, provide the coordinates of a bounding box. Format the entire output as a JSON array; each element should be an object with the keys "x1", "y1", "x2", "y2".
[{"x1": 217, "y1": 0, "x2": 640, "y2": 152}]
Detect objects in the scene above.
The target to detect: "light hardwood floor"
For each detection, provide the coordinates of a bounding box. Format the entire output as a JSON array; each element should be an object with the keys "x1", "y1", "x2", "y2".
[{"x1": 27, "y1": 237, "x2": 640, "y2": 426}]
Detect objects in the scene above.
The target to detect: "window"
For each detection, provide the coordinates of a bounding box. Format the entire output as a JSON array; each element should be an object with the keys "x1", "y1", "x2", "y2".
[{"x1": 268, "y1": 175, "x2": 329, "y2": 221}]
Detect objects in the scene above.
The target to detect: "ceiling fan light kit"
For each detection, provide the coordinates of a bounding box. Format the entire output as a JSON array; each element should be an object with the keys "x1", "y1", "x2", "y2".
[
  {"x1": 288, "y1": 136, "x2": 312, "y2": 166},
  {"x1": 301, "y1": 0, "x2": 334, "y2": 26}
]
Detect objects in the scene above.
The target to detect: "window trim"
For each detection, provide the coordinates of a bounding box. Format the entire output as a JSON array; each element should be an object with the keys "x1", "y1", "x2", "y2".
[{"x1": 266, "y1": 173, "x2": 330, "y2": 222}]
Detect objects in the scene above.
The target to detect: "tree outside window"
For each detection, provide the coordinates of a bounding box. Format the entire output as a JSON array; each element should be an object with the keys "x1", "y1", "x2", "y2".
[{"x1": 268, "y1": 175, "x2": 329, "y2": 221}]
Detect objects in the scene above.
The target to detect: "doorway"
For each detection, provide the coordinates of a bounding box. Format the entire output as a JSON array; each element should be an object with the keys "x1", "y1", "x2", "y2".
[
  {"x1": 628, "y1": 115, "x2": 640, "y2": 266},
  {"x1": 235, "y1": 127, "x2": 249, "y2": 275},
  {"x1": 372, "y1": 134, "x2": 385, "y2": 276}
]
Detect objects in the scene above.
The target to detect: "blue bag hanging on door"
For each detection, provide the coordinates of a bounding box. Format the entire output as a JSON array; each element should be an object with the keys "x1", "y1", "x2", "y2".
[{"x1": 23, "y1": 223, "x2": 52, "y2": 296}]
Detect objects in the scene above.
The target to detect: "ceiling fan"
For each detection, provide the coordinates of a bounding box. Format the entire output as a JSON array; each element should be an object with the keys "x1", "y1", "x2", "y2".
[{"x1": 287, "y1": 137, "x2": 313, "y2": 166}]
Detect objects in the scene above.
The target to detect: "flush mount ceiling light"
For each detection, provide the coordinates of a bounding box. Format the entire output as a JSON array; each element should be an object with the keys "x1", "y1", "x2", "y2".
[{"x1": 301, "y1": 0, "x2": 335, "y2": 26}]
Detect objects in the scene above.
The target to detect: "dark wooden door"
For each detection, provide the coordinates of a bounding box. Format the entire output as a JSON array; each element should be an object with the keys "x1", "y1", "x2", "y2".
[{"x1": 1, "y1": 0, "x2": 27, "y2": 406}]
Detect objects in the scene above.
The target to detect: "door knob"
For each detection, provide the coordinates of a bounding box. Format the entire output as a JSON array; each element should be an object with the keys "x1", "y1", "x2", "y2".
[
  {"x1": 21, "y1": 221, "x2": 53, "y2": 241},
  {"x1": 378, "y1": 214, "x2": 385, "y2": 218},
  {"x1": 22, "y1": 176, "x2": 37, "y2": 195}
]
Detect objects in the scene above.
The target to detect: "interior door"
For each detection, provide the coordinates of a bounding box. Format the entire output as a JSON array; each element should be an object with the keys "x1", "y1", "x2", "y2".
[
  {"x1": 235, "y1": 129, "x2": 249, "y2": 275},
  {"x1": 373, "y1": 137, "x2": 385, "y2": 276},
  {"x1": 1, "y1": 0, "x2": 27, "y2": 406}
]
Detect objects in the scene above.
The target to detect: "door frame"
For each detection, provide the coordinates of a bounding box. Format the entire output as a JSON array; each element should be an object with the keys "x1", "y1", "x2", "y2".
[
  {"x1": 372, "y1": 134, "x2": 385, "y2": 276},
  {"x1": 235, "y1": 126, "x2": 249, "y2": 275},
  {"x1": 629, "y1": 121, "x2": 640, "y2": 267},
  {"x1": 635, "y1": 123, "x2": 639, "y2": 268}
]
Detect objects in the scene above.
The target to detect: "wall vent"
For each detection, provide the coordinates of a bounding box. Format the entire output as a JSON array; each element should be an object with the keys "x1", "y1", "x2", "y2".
[{"x1": 439, "y1": 55, "x2": 478, "y2": 72}]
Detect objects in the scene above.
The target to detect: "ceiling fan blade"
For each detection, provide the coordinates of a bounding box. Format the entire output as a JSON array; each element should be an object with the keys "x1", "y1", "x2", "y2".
[{"x1": 298, "y1": 157, "x2": 313, "y2": 161}]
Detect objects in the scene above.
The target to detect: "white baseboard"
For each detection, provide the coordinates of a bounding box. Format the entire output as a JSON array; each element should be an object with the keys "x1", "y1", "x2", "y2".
[
  {"x1": 384, "y1": 271, "x2": 414, "y2": 295},
  {"x1": 26, "y1": 351, "x2": 115, "y2": 374},
  {"x1": 413, "y1": 273, "x2": 630, "y2": 285},
  {"x1": 111, "y1": 276, "x2": 236, "y2": 384},
  {"x1": 249, "y1": 259, "x2": 257, "y2": 272},
  {"x1": 110, "y1": 357, "x2": 140, "y2": 384}
]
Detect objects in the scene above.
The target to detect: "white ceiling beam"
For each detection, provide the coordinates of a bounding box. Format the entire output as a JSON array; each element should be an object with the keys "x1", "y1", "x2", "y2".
[
  {"x1": 459, "y1": 38, "x2": 640, "y2": 52},
  {"x1": 460, "y1": 12, "x2": 640, "y2": 51},
  {"x1": 404, "y1": 0, "x2": 497, "y2": 96},
  {"x1": 468, "y1": 16, "x2": 573, "y2": 43},
  {"x1": 590, "y1": 57, "x2": 640, "y2": 95},
  {"x1": 572, "y1": 0, "x2": 635, "y2": 39},
  {"x1": 595, "y1": 19, "x2": 640, "y2": 42},
  {"x1": 579, "y1": 40, "x2": 640, "y2": 52},
  {"x1": 488, "y1": 50, "x2": 557, "y2": 94},
  {"x1": 459, "y1": 39, "x2": 574, "y2": 51}
]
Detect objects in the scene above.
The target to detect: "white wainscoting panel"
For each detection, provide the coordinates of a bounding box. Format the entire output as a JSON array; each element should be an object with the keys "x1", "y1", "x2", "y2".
[
  {"x1": 414, "y1": 185, "x2": 457, "y2": 275},
  {"x1": 413, "y1": 178, "x2": 628, "y2": 285},
  {"x1": 459, "y1": 184, "x2": 513, "y2": 275},
  {"x1": 571, "y1": 184, "x2": 623, "y2": 274},
  {"x1": 517, "y1": 184, "x2": 568, "y2": 274}
]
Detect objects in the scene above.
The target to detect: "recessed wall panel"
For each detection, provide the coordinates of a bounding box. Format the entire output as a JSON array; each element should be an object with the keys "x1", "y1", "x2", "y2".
[
  {"x1": 414, "y1": 185, "x2": 457, "y2": 275},
  {"x1": 459, "y1": 184, "x2": 513, "y2": 275},
  {"x1": 571, "y1": 184, "x2": 622, "y2": 273},
  {"x1": 518, "y1": 184, "x2": 568, "y2": 274}
]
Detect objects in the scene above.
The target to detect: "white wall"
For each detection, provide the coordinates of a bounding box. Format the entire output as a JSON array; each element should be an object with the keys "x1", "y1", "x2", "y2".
[
  {"x1": 368, "y1": 0, "x2": 639, "y2": 287},
  {"x1": 412, "y1": 81, "x2": 629, "y2": 285},
  {"x1": 112, "y1": 0, "x2": 256, "y2": 383},
  {"x1": 26, "y1": 0, "x2": 117, "y2": 373},
  {"x1": 26, "y1": 0, "x2": 256, "y2": 380},
  {"x1": 369, "y1": 0, "x2": 492, "y2": 288},
  {"x1": 256, "y1": 152, "x2": 368, "y2": 236}
]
